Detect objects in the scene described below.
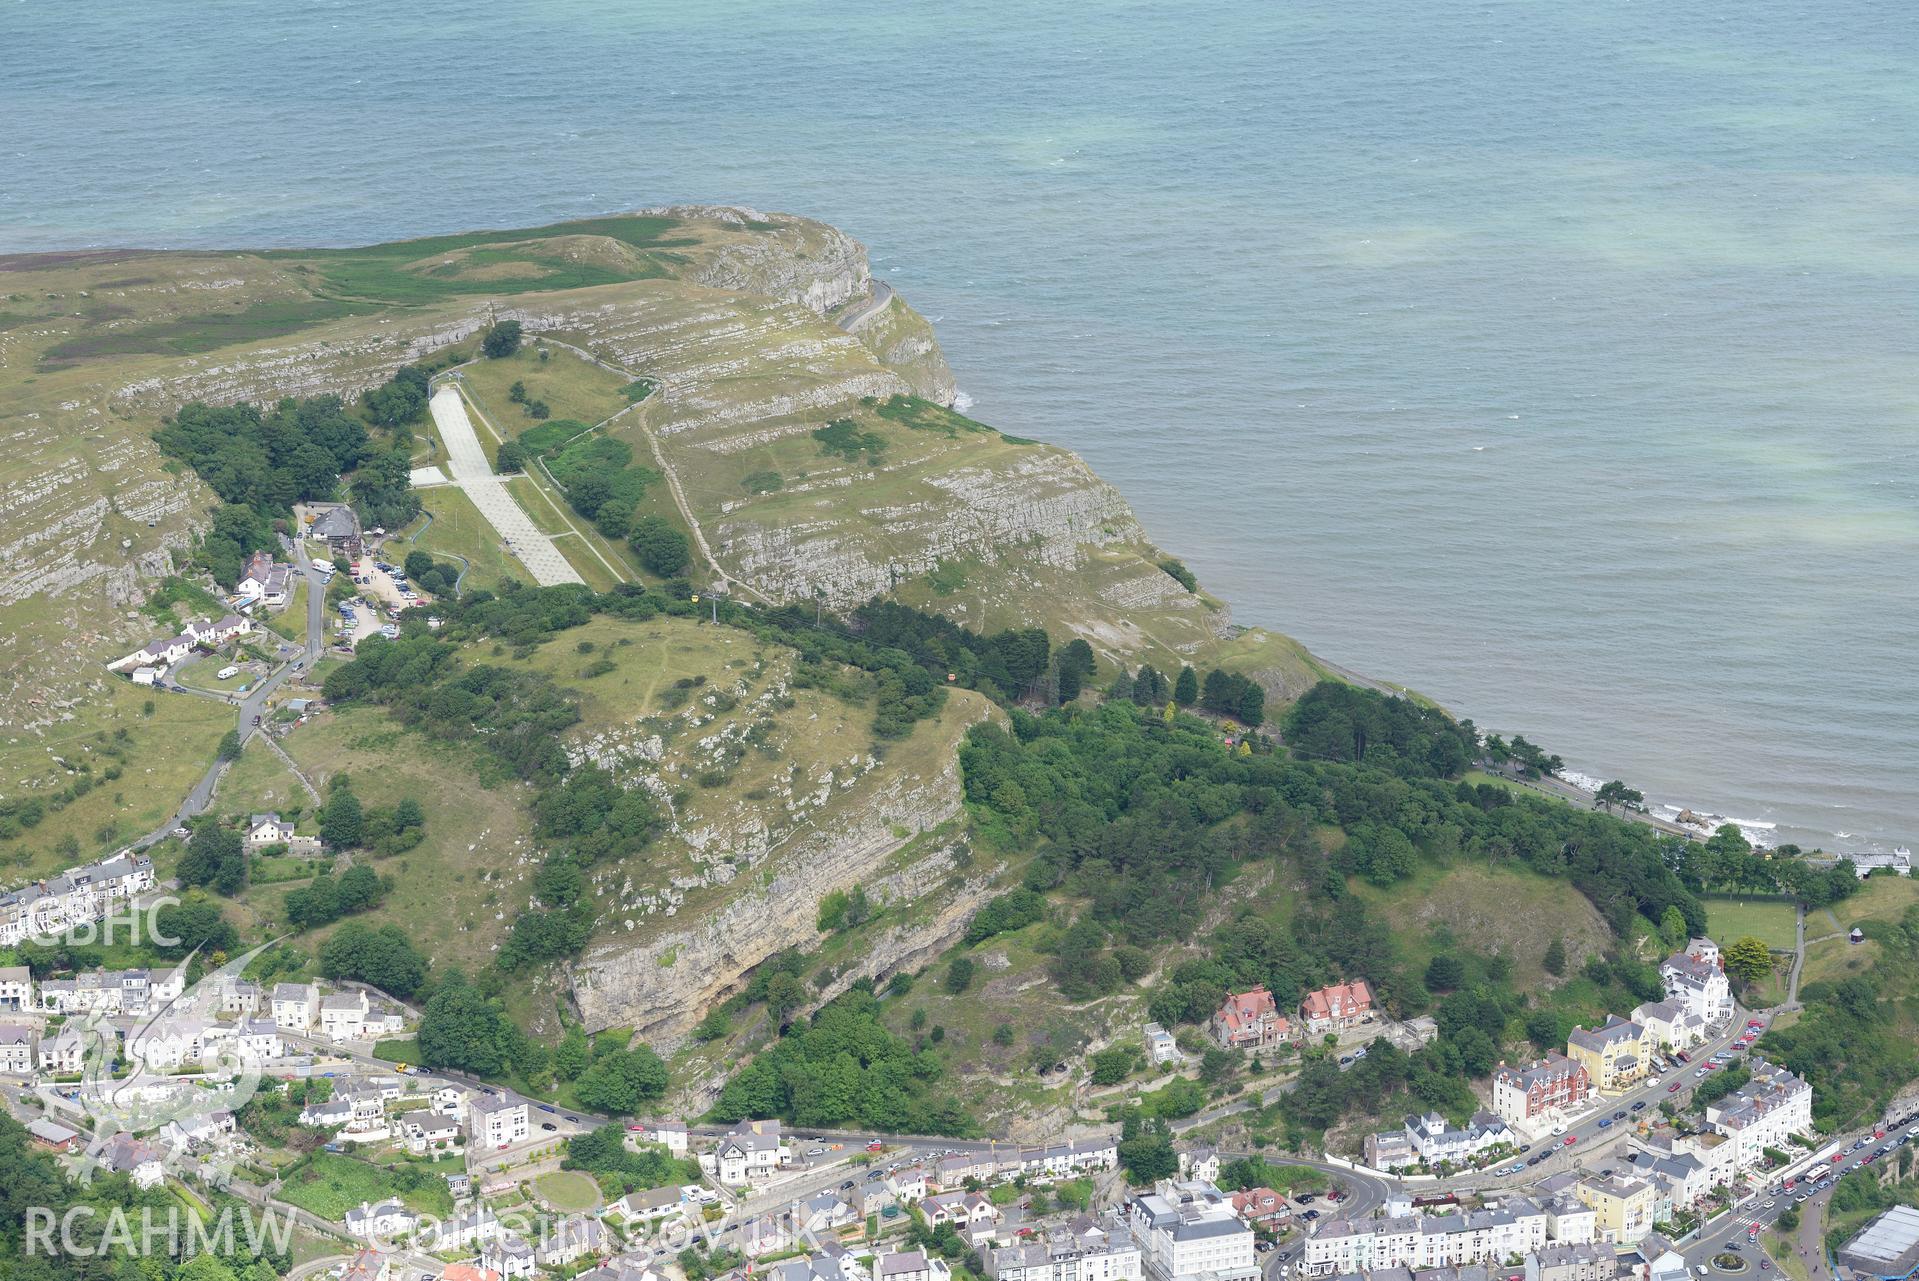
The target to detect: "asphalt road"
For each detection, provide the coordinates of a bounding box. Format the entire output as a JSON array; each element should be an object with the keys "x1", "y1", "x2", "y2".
[
  {"x1": 1475, "y1": 1014, "x2": 1765, "y2": 1187},
  {"x1": 835, "y1": 280, "x2": 895, "y2": 333},
  {"x1": 129, "y1": 536, "x2": 326, "y2": 852},
  {"x1": 1670, "y1": 1118, "x2": 1918, "y2": 1279}
]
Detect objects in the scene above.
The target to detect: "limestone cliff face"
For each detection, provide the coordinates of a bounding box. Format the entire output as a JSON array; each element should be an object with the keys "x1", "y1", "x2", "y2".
[
  {"x1": 716, "y1": 450, "x2": 1146, "y2": 610},
  {"x1": 640, "y1": 205, "x2": 872, "y2": 315},
  {"x1": 570, "y1": 695, "x2": 1002, "y2": 1047},
  {"x1": 847, "y1": 293, "x2": 959, "y2": 406}
]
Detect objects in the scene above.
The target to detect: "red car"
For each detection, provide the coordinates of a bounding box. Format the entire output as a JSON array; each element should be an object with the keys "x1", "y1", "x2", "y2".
[
  {"x1": 1564, "y1": 1135, "x2": 1578, "y2": 1146},
  {"x1": 1668, "y1": 1082, "x2": 1683, "y2": 1092}
]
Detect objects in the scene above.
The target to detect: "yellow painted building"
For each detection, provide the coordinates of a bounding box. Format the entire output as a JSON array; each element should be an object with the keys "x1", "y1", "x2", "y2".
[
  {"x1": 1566, "y1": 1014, "x2": 1651, "y2": 1091},
  {"x1": 1576, "y1": 1174, "x2": 1656, "y2": 1244}
]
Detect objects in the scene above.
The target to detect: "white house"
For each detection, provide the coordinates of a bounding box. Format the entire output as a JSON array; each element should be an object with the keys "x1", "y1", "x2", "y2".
[
  {"x1": 535, "y1": 1218, "x2": 608, "y2": 1268},
  {"x1": 217, "y1": 977, "x2": 264, "y2": 1015},
  {"x1": 1369, "y1": 1110, "x2": 1515, "y2": 1172},
  {"x1": 0, "y1": 1023, "x2": 35, "y2": 1075},
  {"x1": 320, "y1": 989, "x2": 371, "y2": 1040},
  {"x1": 701, "y1": 1119, "x2": 790, "y2": 1185},
  {"x1": 635, "y1": 1118, "x2": 689, "y2": 1152},
  {"x1": 198, "y1": 614, "x2": 253, "y2": 645},
  {"x1": 0, "y1": 965, "x2": 32, "y2": 1011},
  {"x1": 431, "y1": 1084, "x2": 468, "y2": 1120},
  {"x1": 469, "y1": 1094, "x2": 530, "y2": 1149},
  {"x1": 102, "y1": 1132, "x2": 167, "y2": 1189},
  {"x1": 1705, "y1": 1059, "x2": 1814, "y2": 1169},
  {"x1": 1127, "y1": 1180, "x2": 1259, "y2": 1281},
  {"x1": 1631, "y1": 1000, "x2": 1707, "y2": 1053},
  {"x1": 39, "y1": 1023, "x2": 87, "y2": 1075},
  {"x1": 128, "y1": 1018, "x2": 217, "y2": 1072},
  {"x1": 614, "y1": 1186, "x2": 686, "y2": 1225},
  {"x1": 246, "y1": 814, "x2": 296, "y2": 848},
  {"x1": 237, "y1": 553, "x2": 293, "y2": 609},
  {"x1": 271, "y1": 982, "x2": 315, "y2": 1031},
  {"x1": 1144, "y1": 1022, "x2": 1181, "y2": 1066},
  {"x1": 1660, "y1": 940, "x2": 1734, "y2": 1027},
  {"x1": 434, "y1": 1206, "x2": 508, "y2": 1251},
  {"x1": 346, "y1": 1198, "x2": 418, "y2": 1241},
  {"x1": 923, "y1": 1191, "x2": 1001, "y2": 1229},
  {"x1": 482, "y1": 1236, "x2": 537, "y2": 1280},
  {"x1": 398, "y1": 1110, "x2": 463, "y2": 1155},
  {"x1": 231, "y1": 1018, "x2": 284, "y2": 1062},
  {"x1": 876, "y1": 1252, "x2": 950, "y2": 1281}
]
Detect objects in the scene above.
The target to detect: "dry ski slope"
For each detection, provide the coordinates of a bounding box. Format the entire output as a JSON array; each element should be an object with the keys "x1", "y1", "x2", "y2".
[{"x1": 429, "y1": 383, "x2": 583, "y2": 587}]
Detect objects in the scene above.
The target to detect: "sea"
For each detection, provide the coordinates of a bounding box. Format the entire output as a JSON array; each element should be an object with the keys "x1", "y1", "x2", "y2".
[{"x1": 5, "y1": 0, "x2": 1915, "y2": 856}]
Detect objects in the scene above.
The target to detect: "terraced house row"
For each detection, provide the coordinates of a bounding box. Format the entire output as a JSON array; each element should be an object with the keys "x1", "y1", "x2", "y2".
[{"x1": 0, "y1": 851, "x2": 156, "y2": 946}]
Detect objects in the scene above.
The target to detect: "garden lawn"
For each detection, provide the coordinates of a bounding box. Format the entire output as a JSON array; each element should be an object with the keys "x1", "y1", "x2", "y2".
[
  {"x1": 1704, "y1": 896, "x2": 1799, "y2": 951},
  {"x1": 533, "y1": 1170, "x2": 603, "y2": 1212},
  {"x1": 276, "y1": 1151, "x2": 452, "y2": 1220}
]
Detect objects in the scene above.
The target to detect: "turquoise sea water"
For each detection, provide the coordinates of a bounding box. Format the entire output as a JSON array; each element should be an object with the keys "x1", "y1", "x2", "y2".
[{"x1": 6, "y1": 0, "x2": 1915, "y2": 853}]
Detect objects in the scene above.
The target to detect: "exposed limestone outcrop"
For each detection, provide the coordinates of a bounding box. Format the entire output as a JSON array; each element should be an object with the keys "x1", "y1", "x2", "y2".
[
  {"x1": 641, "y1": 205, "x2": 872, "y2": 315},
  {"x1": 570, "y1": 696, "x2": 1001, "y2": 1046},
  {"x1": 847, "y1": 293, "x2": 959, "y2": 406}
]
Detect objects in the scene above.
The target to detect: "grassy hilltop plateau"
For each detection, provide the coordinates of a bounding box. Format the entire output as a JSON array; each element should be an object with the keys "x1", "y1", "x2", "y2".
[{"x1": 1, "y1": 208, "x2": 1912, "y2": 1149}]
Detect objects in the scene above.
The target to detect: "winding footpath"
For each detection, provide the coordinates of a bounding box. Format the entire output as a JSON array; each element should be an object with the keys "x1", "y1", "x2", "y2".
[{"x1": 521, "y1": 335, "x2": 772, "y2": 605}]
